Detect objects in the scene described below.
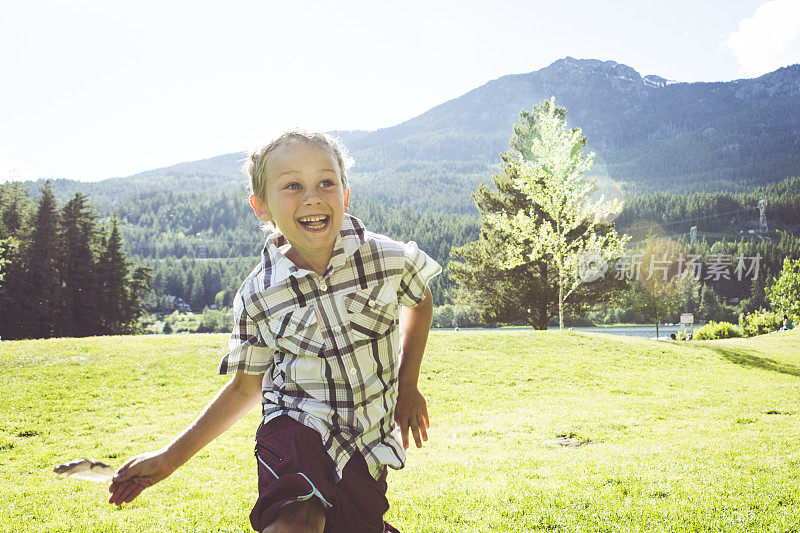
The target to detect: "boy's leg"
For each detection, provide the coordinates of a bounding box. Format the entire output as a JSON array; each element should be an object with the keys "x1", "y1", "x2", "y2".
[
  {"x1": 261, "y1": 500, "x2": 326, "y2": 533},
  {"x1": 250, "y1": 416, "x2": 337, "y2": 532},
  {"x1": 330, "y1": 452, "x2": 393, "y2": 533},
  {"x1": 250, "y1": 415, "x2": 397, "y2": 532}
]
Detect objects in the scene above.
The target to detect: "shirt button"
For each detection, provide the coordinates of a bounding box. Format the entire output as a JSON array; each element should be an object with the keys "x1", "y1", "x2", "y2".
[
  {"x1": 350, "y1": 368, "x2": 357, "y2": 375},
  {"x1": 333, "y1": 324, "x2": 342, "y2": 333},
  {"x1": 367, "y1": 299, "x2": 375, "y2": 307},
  {"x1": 319, "y1": 283, "x2": 328, "y2": 291}
]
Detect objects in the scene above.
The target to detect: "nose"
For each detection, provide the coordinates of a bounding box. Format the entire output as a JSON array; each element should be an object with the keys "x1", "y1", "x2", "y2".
[{"x1": 302, "y1": 188, "x2": 323, "y2": 205}]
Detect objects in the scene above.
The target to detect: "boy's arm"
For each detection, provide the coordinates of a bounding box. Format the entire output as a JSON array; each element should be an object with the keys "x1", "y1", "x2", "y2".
[
  {"x1": 395, "y1": 286, "x2": 434, "y2": 449},
  {"x1": 108, "y1": 372, "x2": 263, "y2": 505}
]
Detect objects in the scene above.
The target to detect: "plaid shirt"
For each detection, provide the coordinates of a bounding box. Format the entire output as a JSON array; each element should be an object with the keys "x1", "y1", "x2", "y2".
[{"x1": 218, "y1": 214, "x2": 441, "y2": 481}]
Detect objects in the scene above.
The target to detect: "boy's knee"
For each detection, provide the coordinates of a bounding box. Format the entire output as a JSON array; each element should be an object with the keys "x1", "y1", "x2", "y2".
[{"x1": 261, "y1": 499, "x2": 326, "y2": 533}]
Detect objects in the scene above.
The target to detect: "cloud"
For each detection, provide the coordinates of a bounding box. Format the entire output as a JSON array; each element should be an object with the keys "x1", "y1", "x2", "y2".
[{"x1": 723, "y1": 0, "x2": 800, "y2": 77}]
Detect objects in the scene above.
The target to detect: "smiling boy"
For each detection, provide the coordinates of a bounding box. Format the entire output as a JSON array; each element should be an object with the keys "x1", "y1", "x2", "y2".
[
  {"x1": 109, "y1": 131, "x2": 440, "y2": 533},
  {"x1": 248, "y1": 139, "x2": 349, "y2": 275}
]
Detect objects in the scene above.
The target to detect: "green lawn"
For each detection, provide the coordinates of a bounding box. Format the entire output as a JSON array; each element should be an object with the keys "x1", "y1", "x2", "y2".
[{"x1": 2, "y1": 329, "x2": 800, "y2": 532}]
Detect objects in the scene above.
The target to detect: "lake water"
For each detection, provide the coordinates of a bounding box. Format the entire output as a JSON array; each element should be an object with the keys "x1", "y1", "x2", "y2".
[{"x1": 434, "y1": 324, "x2": 695, "y2": 340}]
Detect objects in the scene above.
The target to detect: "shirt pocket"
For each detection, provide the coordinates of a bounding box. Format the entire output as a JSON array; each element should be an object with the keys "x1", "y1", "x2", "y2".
[
  {"x1": 266, "y1": 305, "x2": 327, "y2": 357},
  {"x1": 342, "y1": 282, "x2": 398, "y2": 340}
]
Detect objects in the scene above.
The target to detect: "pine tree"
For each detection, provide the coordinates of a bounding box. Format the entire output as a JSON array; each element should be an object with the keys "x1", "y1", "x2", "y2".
[
  {"x1": 189, "y1": 267, "x2": 205, "y2": 310},
  {"x1": 97, "y1": 217, "x2": 130, "y2": 334},
  {"x1": 450, "y1": 176, "x2": 557, "y2": 328},
  {"x1": 0, "y1": 182, "x2": 32, "y2": 238},
  {"x1": 0, "y1": 236, "x2": 27, "y2": 338},
  {"x1": 60, "y1": 193, "x2": 100, "y2": 337},
  {"x1": 0, "y1": 184, "x2": 33, "y2": 339},
  {"x1": 126, "y1": 266, "x2": 152, "y2": 333},
  {"x1": 27, "y1": 181, "x2": 64, "y2": 338}
]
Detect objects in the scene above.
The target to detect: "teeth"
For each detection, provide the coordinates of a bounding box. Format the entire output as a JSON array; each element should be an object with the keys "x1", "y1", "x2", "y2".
[{"x1": 299, "y1": 215, "x2": 327, "y2": 223}]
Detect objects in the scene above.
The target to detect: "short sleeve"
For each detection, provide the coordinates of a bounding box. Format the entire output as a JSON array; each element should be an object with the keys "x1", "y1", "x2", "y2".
[
  {"x1": 397, "y1": 241, "x2": 442, "y2": 307},
  {"x1": 218, "y1": 290, "x2": 276, "y2": 375}
]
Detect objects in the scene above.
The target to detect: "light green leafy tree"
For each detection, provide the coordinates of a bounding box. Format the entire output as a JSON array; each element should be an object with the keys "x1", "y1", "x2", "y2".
[
  {"x1": 0, "y1": 238, "x2": 9, "y2": 284},
  {"x1": 488, "y1": 98, "x2": 629, "y2": 330},
  {"x1": 767, "y1": 258, "x2": 800, "y2": 318}
]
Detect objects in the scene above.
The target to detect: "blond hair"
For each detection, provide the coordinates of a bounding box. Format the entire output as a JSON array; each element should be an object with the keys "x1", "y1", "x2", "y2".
[{"x1": 245, "y1": 130, "x2": 353, "y2": 201}]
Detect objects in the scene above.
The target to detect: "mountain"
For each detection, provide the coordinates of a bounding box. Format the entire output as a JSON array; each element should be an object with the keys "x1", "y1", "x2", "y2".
[
  {"x1": 332, "y1": 57, "x2": 800, "y2": 192},
  {"x1": 29, "y1": 57, "x2": 800, "y2": 212},
  {"x1": 9, "y1": 59, "x2": 800, "y2": 315}
]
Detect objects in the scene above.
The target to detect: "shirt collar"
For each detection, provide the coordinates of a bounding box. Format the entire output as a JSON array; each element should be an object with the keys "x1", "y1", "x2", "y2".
[{"x1": 260, "y1": 213, "x2": 367, "y2": 286}]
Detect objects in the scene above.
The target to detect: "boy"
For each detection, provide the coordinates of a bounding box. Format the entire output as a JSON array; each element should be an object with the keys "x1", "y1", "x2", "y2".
[{"x1": 108, "y1": 131, "x2": 440, "y2": 533}]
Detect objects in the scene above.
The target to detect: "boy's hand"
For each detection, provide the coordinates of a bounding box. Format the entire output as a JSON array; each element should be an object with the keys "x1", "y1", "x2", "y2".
[
  {"x1": 108, "y1": 449, "x2": 175, "y2": 505},
  {"x1": 395, "y1": 386, "x2": 430, "y2": 449}
]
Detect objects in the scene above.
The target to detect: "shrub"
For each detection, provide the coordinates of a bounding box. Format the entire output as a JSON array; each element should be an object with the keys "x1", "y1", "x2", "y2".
[
  {"x1": 160, "y1": 310, "x2": 202, "y2": 334},
  {"x1": 432, "y1": 305, "x2": 456, "y2": 328},
  {"x1": 197, "y1": 307, "x2": 233, "y2": 333},
  {"x1": 738, "y1": 309, "x2": 784, "y2": 337},
  {"x1": 432, "y1": 304, "x2": 484, "y2": 328},
  {"x1": 138, "y1": 314, "x2": 166, "y2": 334},
  {"x1": 693, "y1": 321, "x2": 743, "y2": 340}
]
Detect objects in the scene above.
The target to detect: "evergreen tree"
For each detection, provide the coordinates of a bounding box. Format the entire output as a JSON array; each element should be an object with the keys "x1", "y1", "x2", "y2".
[
  {"x1": 60, "y1": 193, "x2": 100, "y2": 337},
  {"x1": 0, "y1": 186, "x2": 149, "y2": 339},
  {"x1": 27, "y1": 181, "x2": 64, "y2": 338},
  {"x1": 97, "y1": 217, "x2": 131, "y2": 334},
  {"x1": 0, "y1": 182, "x2": 32, "y2": 238},
  {"x1": 127, "y1": 266, "x2": 153, "y2": 333},
  {"x1": 0, "y1": 237, "x2": 26, "y2": 339},
  {"x1": 189, "y1": 267, "x2": 205, "y2": 311},
  {"x1": 0, "y1": 183, "x2": 32, "y2": 339}
]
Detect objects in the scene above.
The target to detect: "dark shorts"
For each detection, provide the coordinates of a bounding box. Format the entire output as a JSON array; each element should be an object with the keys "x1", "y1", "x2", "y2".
[{"x1": 250, "y1": 415, "x2": 400, "y2": 533}]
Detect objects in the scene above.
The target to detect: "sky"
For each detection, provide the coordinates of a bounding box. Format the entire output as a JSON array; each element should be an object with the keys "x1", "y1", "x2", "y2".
[{"x1": 1, "y1": 0, "x2": 799, "y2": 183}]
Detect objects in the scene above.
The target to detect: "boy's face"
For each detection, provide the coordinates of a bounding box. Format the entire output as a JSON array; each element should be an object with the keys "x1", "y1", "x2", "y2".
[{"x1": 250, "y1": 141, "x2": 349, "y2": 267}]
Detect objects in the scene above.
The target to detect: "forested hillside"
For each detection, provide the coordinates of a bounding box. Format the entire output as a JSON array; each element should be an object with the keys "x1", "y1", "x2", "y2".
[
  {"x1": 119, "y1": 194, "x2": 479, "y2": 309},
  {"x1": 618, "y1": 177, "x2": 800, "y2": 240},
  {"x1": 6, "y1": 57, "x2": 800, "y2": 330},
  {"x1": 6, "y1": 175, "x2": 798, "y2": 322},
  {"x1": 100, "y1": 175, "x2": 800, "y2": 316}
]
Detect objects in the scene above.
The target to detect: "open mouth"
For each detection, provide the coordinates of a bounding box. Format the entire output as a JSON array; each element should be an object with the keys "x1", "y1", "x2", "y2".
[{"x1": 297, "y1": 215, "x2": 330, "y2": 231}]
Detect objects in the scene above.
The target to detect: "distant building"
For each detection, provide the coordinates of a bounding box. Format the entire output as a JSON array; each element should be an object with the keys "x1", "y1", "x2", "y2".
[
  {"x1": 171, "y1": 296, "x2": 192, "y2": 313},
  {"x1": 155, "y1": 296, "x2": 193, "y2": 315}
]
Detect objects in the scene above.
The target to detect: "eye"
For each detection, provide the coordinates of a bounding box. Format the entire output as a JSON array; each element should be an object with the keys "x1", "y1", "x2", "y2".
[
  {"x1": 320, "y1": 179, "x2": 335, "y2": 188},
  {"x1": 285, "y1": 182, "x2": 301, "y2": 190}
]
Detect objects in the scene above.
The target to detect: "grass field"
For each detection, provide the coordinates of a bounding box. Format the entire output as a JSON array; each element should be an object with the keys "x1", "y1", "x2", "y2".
[{"x1": 2, "y1": 329, "x2": 800, "y2": 532}]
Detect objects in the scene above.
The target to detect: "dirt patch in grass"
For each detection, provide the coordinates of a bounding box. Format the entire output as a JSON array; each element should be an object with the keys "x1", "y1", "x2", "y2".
[{"x1": 544, "y1": 431, "x2": 592, "y2": 448}]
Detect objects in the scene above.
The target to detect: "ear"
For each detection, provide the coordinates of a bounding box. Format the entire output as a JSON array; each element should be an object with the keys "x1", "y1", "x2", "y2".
[
  {"x1": 343, "y1": 187, "x2": 350, "y2": 210},
  {"x1": 249, "y1": 195, "x2": 271, "y2": 222}
]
